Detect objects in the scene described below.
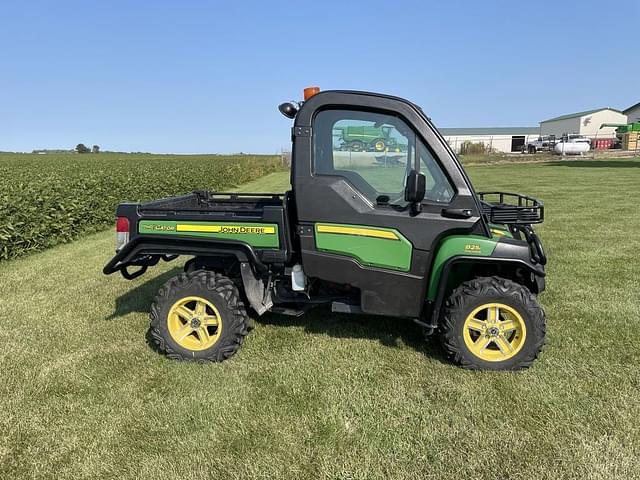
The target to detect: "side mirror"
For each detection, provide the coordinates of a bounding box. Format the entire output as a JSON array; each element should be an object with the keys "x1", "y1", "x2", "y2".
[
  {"x1": 278, "y1": 102, "x2": 299, "y2": 119},
  {"x1": 404, "y1": 169, "x2": 426, "y2": 213}
]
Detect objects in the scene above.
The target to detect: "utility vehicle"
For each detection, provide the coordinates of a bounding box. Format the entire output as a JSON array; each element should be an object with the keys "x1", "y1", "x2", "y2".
[{"x1": 104, "y1": 87, "x2": 547, "y2": 370}]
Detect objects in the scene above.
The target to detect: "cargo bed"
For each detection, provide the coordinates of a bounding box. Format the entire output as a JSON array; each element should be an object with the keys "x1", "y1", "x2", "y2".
[{"x1": 104, "y1": 190, "x2": 295, "y2": 279}]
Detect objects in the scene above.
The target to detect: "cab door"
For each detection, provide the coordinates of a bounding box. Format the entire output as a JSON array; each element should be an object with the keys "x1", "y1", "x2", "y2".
[{"x1": 293, "y1": 94, "x2": 481, "y2": 317}]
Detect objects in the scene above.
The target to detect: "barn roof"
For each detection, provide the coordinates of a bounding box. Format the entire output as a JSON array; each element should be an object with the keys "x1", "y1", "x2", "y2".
[
  {"x1": 438, "y1": 127, "x2": 539, "y2": 136},
  {"x1": 541, "y1": 108, "x2": 623, "y2": 123},
  {"x1": 623, "y1": 102, "x2": 640, "y2": 114}
]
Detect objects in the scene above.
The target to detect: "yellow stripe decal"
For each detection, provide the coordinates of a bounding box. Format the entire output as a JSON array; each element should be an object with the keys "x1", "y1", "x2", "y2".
[
  {"x1": 316, "y1": 224, "x2": 399, "y2": 240},
  {"x1": 490, "y1": 229, "x2": 506, "y2": 237},
  {"x1": 177, "y1": 224, "x2": 276, "y2": 234}
]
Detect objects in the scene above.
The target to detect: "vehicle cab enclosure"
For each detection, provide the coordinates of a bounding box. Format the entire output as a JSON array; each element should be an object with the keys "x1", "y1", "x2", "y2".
[{"x1": 295, "y1": 91, "x2": 543, "y2": 323}]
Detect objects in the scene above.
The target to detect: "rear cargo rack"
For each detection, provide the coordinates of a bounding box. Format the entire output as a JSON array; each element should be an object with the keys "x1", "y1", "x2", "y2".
[
  {"x1": 477, "y1": 192, "x2": 544, "y2": 225},
  {"x1": 196, "y1": 191, "x2": 284, "y2": 201},
  {"x1": 138, "y1": 190, "x2": 285, "y2": 215}
]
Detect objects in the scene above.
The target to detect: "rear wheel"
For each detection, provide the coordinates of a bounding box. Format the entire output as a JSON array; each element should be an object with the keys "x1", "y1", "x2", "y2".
[
  {"x1": 440, "y1": 276, "x2": 545, "y2": 370},
  {"x1": 148, "y1": 270, "x2": 249, "y2": 362},
  {"x1": 348, "y1": 140, "x2": 364, "y2": 152}
]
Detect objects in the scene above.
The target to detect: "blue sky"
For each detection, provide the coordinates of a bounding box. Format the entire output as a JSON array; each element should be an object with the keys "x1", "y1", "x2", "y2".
[{"x1": 1, "y1": 0, "x2": 638, "y2": 153}]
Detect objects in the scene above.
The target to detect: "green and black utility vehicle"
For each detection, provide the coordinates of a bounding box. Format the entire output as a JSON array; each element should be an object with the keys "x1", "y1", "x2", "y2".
[{"x1": 104, "y1": 88, "x2": 547, "y2": 370}]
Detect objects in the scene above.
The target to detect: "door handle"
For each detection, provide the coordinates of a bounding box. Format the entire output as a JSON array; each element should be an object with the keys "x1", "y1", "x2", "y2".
[{"x1": 441, "y1": 208, "x2": 473, "y2": 219}]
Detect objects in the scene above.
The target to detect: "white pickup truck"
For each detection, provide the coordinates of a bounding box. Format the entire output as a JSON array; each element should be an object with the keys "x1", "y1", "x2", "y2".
[{"x1": 524, "y1": 136, "x2": 553, "y2": 153}]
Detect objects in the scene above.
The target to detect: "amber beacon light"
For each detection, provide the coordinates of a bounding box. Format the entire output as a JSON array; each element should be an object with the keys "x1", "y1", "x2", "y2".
[{"x1": 303, "y1": 86, "x2": 320, "y2": 100}]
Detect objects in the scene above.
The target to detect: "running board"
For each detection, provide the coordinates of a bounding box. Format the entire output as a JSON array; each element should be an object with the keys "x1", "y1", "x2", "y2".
[
  {"x1": 331, "y1": 302, "x2": 363, "y2": 314},
  {"x1": 269, "y1": 306, "x2": 308, "y2": 317}
]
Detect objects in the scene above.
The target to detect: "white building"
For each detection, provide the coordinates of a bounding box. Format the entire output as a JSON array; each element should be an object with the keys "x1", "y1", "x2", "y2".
[
  {"x1": 439, "y1": 103, "x2": 637, "y2": 154},
  {"x1": 440, "y1": 127, "x2": 540, "y2": 154},
  {"x1": 540, "y1": 108, "x2": 627, "y2": 138},
  {"x1": 624, "y1": 102, "x2": 640, "y2": 123}
]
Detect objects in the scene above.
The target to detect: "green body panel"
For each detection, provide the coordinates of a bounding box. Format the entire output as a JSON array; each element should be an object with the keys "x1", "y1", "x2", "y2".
[
  {"x1": 426, "y1": 235, "x2": 499, "y2": 300},
  {"x1": 314, "y1": 223, "x2": 412, "y2": 272},
  {"x1": 138, "y1": 220, "x2": 280, "y2": 248}
]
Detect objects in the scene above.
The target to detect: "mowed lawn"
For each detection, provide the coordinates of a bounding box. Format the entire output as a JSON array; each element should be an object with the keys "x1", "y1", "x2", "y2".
[{"x1": 1, "y1": 159, "x2": 639, "y2": 479}]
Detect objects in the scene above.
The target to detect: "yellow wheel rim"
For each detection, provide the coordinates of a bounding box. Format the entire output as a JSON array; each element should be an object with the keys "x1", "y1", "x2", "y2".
[
  {"x1": 374, "y1": 140, "x2": 385, "y2": 151},
  {"x1": 167, "y1": 296, "x2": 222, "y2": 351},
  {"x1": 462, "y1": 303, "x2": 526, "y2": 362}
]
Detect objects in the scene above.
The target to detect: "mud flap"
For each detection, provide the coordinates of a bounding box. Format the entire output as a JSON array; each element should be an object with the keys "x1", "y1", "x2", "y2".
[{"x1": 240, "y1": 262, "x2": 273, "y2": 315}]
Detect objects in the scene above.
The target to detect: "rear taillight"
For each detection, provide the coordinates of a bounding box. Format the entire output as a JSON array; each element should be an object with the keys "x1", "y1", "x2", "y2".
[{"x1": 115, "y1": 217, "x2": 130, "y2": 251}]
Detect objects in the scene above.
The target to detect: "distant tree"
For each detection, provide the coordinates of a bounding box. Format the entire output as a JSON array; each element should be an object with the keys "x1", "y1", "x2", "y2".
[
  {"x1": 92, "y1": 145, "x2": 100, "y2": 153},
  {"x1": 75, "y1": 143, "x2": 90, "y2": 154}
]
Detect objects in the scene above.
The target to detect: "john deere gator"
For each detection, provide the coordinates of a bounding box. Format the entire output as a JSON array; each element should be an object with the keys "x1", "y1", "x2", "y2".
[{"x1": 104, "y1": 87, "x2": 547, "y2": 370}]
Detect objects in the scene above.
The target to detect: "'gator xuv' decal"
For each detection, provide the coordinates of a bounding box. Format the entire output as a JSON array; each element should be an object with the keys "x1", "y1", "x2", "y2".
[{"x1": 138, "y1": 220, "x2": 279, "y2": 248}]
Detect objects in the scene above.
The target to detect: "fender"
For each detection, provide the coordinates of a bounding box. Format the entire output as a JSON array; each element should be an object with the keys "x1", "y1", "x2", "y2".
[
  {"x1": 424, "y1": 235, "x2": 545, "y2": 328},
  {"x1": 427, "y1": 255, "x2": 545, "y2": 326},
  {"x1": 103, "y1": 234, "x2": 268, "y2": 278}
]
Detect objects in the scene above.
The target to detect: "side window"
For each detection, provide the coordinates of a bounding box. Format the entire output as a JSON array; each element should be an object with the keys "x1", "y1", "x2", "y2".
[
  {"x1": 418, "y1": 141, "x2": 455, "y2": 203},
  {"x1": 314, "y1": 110, "x2": 415, "y2": 207}
]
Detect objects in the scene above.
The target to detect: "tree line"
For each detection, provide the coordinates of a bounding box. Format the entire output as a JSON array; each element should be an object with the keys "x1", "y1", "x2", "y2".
[{"x1": 75, "y1": 144, "x2": 100, "y2": 153}]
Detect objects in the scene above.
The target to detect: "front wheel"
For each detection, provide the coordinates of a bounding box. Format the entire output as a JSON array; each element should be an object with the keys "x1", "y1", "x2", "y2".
[{"x1": 440, "y1": 276, "x2": 545, "y2": 370}]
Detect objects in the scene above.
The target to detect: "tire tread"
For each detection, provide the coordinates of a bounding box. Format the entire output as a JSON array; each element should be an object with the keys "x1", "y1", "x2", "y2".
[{"x1": 440, "y1": 276, "x2": 545, "y2": 370}]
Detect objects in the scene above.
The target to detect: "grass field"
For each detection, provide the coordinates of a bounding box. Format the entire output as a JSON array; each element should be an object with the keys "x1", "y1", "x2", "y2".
[{"x1": 1, "y1": 159, "x2": 640, "y2": 479}]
